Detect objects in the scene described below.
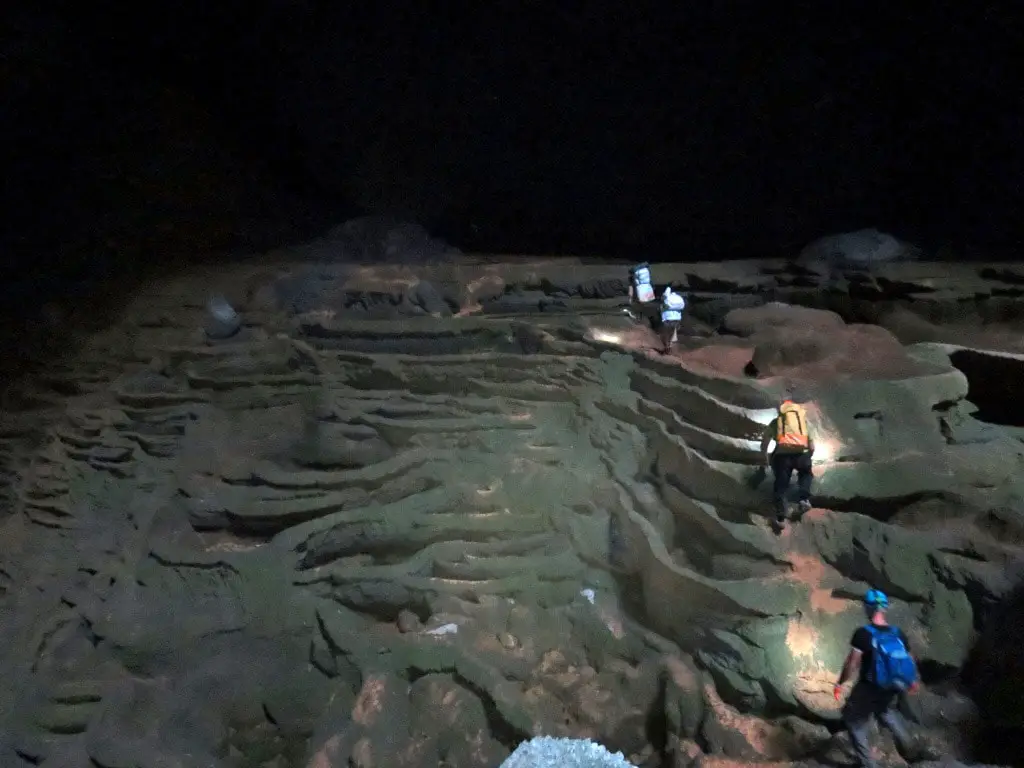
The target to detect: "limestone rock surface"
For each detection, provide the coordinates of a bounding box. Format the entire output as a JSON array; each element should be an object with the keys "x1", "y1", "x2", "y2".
[{"x1": 2, "y1": 245, "x2": 1023, "y2": 767}]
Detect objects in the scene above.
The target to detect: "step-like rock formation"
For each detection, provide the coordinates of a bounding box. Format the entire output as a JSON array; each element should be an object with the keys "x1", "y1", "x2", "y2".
[{"x1": 1, "y1": 254, "x2": 1022, "y2": 767}]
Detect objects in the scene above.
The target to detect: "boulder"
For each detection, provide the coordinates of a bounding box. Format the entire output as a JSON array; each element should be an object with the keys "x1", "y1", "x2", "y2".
[
  {"x1": 749, "y1": 329, "x2": 831, "y2": 375},
  {"x1": 798, "y1": 228, "x2": 921, "y2": 270},
  {"x1": 724, "y1": 302, "x2": 937, "y2": 381},
  {"x1": 204, "y1": 294, "x2": 242, "y2": 339},
  {"x1": 699, "y1": 677, "x2": 830, "y2": 760},
  {"x1": 407, "y1": 279, "x2": 454, "y2": 316},
  {"x1": 324, "y1": 216, "x2": 462, "y2": 264},
  {"x1": 722, "y1": 302, "x2": 844, "y2": 337}
]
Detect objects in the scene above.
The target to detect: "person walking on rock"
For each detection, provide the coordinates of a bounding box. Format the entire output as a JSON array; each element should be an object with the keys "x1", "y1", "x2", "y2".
[
  {"x1": 627, "y1": 262, "x2": 656, "y2": 305},
  {"x1": 659, "y1": 286, "x2": 686, "y2": 353},
  {"x1": 625, "y1": 262, "x2": 657, "y2": 323},
  {"x1": 759, "y1": 397, "x2": 814, "y2": 529},
  {"x1": 834, "y1": 589, "x2": 929, "y2": 768}
]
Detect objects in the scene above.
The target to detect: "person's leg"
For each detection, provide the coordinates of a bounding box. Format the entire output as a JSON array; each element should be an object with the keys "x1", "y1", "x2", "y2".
[
  {"x1": 795, "y1": 451, "x2": 814, "y2": 507},
  {"x1": 645, "y1": 303, "x2": 659, "y2": 330},
  {"x1": 660, "y1": 321, "x2": 679, "y2": 351},
  {"x1": 770, "y1": 453, "x2": 793, "y2": 522},
  {"x1": 658, "y1": 322, "x2": 670, "y2": 350},
  {"x1": 878, "y1": 695, "x2": 915, "y2": 757},
  {"x1": 842, "y1": 684, "x2": 878, "y2": 768}
]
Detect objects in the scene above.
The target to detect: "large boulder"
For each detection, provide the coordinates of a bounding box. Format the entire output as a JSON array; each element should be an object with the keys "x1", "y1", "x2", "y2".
[
  {"x1": 723, "y1": 302, "x2": 941, "y2": 381},
  {"x1": 699, "y1": 676, "x2": 830, "y2": 760},
  {"x1": 722, "y1": 302, "x2": 845, "y2": 338},
  {"x1": 323, "y1": 216, "x2": 462, "y2": 264},
  {"x1": 798, "y1": 228, "x2": 921, "y2": 270}
]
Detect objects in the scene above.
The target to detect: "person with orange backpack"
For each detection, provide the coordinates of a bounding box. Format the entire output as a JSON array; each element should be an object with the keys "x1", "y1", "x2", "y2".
[{"x1": 759, "y1": 396, "x2": 815, "y2": 530}]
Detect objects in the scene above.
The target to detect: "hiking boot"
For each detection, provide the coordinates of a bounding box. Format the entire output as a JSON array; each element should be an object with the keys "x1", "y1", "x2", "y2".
[{"x1": 798, "y1": 499, "x2": 812, "y2": 514}]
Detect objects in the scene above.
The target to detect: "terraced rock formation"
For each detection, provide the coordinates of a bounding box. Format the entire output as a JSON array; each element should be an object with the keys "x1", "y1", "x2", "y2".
[{"x1": 1, "y1": 253, "x2": 1023, "y2": 767}]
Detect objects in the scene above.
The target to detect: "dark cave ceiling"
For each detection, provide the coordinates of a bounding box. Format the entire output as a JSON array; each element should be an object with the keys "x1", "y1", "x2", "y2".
[{"x1": 2, "y1": 3, "x2": 1022, "y2": 271}]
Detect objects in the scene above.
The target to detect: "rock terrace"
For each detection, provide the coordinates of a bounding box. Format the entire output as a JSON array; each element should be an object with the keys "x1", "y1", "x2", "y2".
[{"x1": 2, "y1": 254, "x2": 1023, "y2": 767}]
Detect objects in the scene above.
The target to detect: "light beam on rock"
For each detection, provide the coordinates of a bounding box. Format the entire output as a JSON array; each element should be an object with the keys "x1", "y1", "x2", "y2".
[{"x1": 588, "y1": 328, "x2": 624, "y2": 345}]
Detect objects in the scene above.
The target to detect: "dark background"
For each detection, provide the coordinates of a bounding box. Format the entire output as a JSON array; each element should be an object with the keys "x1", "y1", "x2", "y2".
[{"x1": 2, "y1": 3, "x2": 1022, "y2": 303}]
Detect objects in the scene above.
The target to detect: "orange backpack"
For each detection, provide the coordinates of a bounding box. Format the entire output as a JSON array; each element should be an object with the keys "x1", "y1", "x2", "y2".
[{"x1": 775, "y1": 401, "x2": 809, "y2": 450}]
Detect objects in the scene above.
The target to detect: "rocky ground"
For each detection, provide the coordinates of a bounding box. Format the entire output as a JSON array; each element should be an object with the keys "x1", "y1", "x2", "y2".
[{"x1": 2, "y1": 246, "x2": 1024, "y2": 767}]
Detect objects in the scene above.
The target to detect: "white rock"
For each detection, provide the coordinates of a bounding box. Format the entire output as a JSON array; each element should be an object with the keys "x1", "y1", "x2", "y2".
[
  {"x1": 204, "y1": 295, "x2": 241, "y2": 339},
  {"x1": 424, "y1": 622, "x2": 459, "y2": 636},
  {"x1": 499, "y1": 736, "x2": 635, "y2": 768}
]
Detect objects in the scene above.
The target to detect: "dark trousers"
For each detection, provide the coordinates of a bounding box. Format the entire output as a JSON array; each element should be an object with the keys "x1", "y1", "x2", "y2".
[
  {"x1": 630, "y1": 300, "x2": 660, "y2": 326},
  {"x1": 659, "y1": 320, "x2": 680, "y2": 350},
  {"x1": 770, "y1": 450, "x2": 812, "y2": 521},
  {"x1": 842, "y1": 682, "x2": 913, "y2": 768}
]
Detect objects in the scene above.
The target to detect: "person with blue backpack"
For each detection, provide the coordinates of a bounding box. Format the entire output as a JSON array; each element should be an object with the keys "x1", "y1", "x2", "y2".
[{"x1": 834, "y1": 589, "x2": 932, "y2": 767}]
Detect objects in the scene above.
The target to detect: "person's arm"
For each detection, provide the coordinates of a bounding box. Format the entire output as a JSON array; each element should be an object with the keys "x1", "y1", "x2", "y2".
[
  {"x1": 759, "y1": 422, "x2": 774, "y2": 466},
  {"x1": 835, "y1": 628, "x2": 868, "y2": 701},
  {"x1": 837, "y1": 648, "x2": 861, "y2": 687},
  {"x1": 800, "y1": 408, "x2": 815, "y2": 454},
  {"x1": 834, "y1": 647, "x2": 862, "y2": 700},
  {"x1": 900, "y1": 629, "x2": 921, "y2": 693}
]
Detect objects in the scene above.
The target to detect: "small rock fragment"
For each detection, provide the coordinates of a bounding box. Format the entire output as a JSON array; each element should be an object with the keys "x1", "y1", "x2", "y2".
[{"x1": 396, "y1": 610, "x2": 422, "y2": 633}]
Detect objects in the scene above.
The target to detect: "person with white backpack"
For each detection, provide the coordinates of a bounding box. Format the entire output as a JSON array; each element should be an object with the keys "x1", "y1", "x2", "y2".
[
  {"x1": 624, "y1": 263, "x2": 658, "y2": 324},
  {"x1": 627, "y1": 262, "x2": 656, "y2": 305},
  {"x1": 659, "y1": 286, "x2": 686, "y2": 352}
]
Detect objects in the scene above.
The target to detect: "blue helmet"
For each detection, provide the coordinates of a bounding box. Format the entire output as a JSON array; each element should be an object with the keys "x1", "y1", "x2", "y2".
[{"x1": 864, "y1": 588, "x2": 889, "y2": 609}]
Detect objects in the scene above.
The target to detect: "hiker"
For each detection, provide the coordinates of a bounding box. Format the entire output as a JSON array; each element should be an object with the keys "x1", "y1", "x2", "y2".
[
  {"x1": 624, "y1": 263, "x2": 657, "y2": 324},
  {"x1": 627, "y1": 263, "x2": 656, "y2": 305},
  {"x1": 759, "y1": 397, "x2": 814, "y2": 528},
  {"x1": 834, "y1": 589, "x2": 930, "y2": 768},
  {"x1": 659, "y1": 286, "x2": 686, "y2": 352}
]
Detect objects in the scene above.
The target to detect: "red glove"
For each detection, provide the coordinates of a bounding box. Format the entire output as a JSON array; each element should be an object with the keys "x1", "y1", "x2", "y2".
[{"x1": 833, "y1": 685, "x2": 843, "y2": 701}]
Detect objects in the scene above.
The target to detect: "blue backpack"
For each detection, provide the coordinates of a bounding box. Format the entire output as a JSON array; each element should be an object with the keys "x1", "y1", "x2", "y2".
[{"x1": 864, "y1": 625, "x2": 918, "y2": 691}]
